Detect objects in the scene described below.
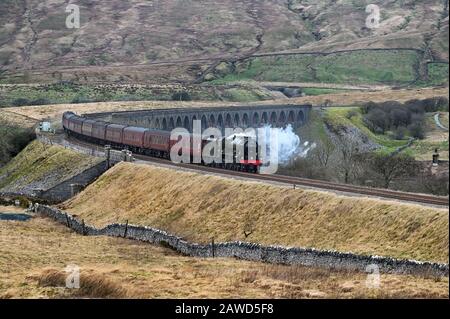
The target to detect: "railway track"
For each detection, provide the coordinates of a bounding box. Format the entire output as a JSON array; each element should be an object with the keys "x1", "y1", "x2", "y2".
[{"x1": 66, "y1": 135, "x2": 449, "y2": 207}]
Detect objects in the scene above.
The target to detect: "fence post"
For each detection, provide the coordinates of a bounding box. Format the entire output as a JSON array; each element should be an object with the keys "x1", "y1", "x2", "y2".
[
  {"x1": 65, "y1": 213, "x2": 71, "y2": 228},
  {"x1": 124, "y1": 220, "x2": 129, "y2": 238},
  {"x1": 211, "y1": 237, "x2": 215, "y2": 258},
  {"x1": 81, "y1": 219, "x2": 86, "y2": 236}
]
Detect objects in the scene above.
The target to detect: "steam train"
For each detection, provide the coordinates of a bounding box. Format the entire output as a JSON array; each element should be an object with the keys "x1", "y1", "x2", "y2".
[{"x1": 62, "y1": 112, "x2": 263, "y2": 173}]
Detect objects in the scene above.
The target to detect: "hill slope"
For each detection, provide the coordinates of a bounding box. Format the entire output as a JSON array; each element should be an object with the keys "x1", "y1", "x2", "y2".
[
  {"x1": 64, "y1": 163, "x2": 449, "y2": 263},
  {"x1": 0, "y1": 140, "x2": 101, "y2": 193},
  {"x1": 0, "y1": 0, "x2": 448, "y2": 83},
  {"x1": 2, "y1": 207, "x2": 447, "y2": 298}
]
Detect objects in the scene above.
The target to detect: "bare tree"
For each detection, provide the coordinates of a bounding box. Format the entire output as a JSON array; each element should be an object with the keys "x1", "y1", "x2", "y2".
[
  {"x1": 313, "y1": 139, "x2": 335, "y2": 168},
  {"x1": 368, "y1": 153, "x2": 418, "y2": 188},
  {"x1": 419, "y1": 170, "x2": 449, "y2": 196},
  {"x1": 334, "y1": 134, "x2": 363, "y2": 184}
]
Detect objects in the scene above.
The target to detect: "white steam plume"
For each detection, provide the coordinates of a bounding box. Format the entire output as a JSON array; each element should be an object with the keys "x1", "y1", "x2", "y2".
[{"x1": 263, "y1": 124, "x2": 315, "y2": 165}]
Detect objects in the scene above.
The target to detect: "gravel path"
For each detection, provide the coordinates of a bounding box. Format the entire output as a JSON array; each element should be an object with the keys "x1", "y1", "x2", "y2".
[{"x1": 434, "y1": 113, "x2": 449, "y2": 131}]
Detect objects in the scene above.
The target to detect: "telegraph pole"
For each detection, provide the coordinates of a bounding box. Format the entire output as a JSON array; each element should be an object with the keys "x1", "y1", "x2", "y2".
[{"x1": 105, "y1": 145, "x2": 111, "y2": 169}]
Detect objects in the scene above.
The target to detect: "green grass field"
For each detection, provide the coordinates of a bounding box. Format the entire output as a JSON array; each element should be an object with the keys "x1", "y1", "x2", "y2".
[
  {"x1": 297, "y1": 107, "x2": 409, "y2": 158},
  {"x1": 219, "y1": 87, "x2": 272, "y2": 102},
  {"x1": 321, "y1": 107, "x2": 449, "y2": 159},
  {"x1": 324, "y1": 107, "x2": 411, "y2": 153},
  {"x1": 426, "y1": 63, "x2": 449, "y2": 86},
  {"x1": 213, "y1": 50, "x2": 421, "y2": 85}
]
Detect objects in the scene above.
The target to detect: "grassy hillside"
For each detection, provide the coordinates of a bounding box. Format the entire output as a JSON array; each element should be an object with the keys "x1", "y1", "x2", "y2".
[
  {"x1": 322, "y1": 107, "x2": 449, "y2": 159},
  {"x1": 323, "y1": 107, "x2": 411, "y2": 153},
  {"x1": 0, "y1": 140, "x2": 102, "y2": 192},
  {"x1": 64, "y1": 163, "x2": 449, "y2": 263},
  {"x1": 212, "y1": 50, "x2": 426, "y2": 85},
  {"x1": 426, "y1": 63, "x2": 450, "y2": 86},
  {"x1": 1, "y1": 207, "x2": 447, "y2": 298},
  {"x1": 0, "y1": 0, "x2": 447, "y2": 83},
  {"x1": 0, "y1": 83, "x2": 277, "y2": 108}
]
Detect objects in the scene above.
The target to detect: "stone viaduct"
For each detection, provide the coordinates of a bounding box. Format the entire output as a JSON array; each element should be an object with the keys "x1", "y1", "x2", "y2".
[{"x1": 86, "y1": 104, "x2": 312, "y2": 132}]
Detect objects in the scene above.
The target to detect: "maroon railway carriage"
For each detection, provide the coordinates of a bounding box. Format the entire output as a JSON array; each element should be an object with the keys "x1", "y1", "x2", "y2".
[
  {"x1": 62, "y1": 112, "x2": 263, "y2": 173},
  {"x1": 62, "y1": 112, "x2": 75, "y2": 130},
  {"x1": 81, "y1": 119, "x2": 96, "y2": 137},
  {"x1": 68, "y1": 116, "x2": 85, "y2": 135},
  {"x1": 144, "y1": 130, "x2": 171, "y2": 152},
  {"x1": 105, "y1": 124, "x2": 127, "y2": 145},
  {"x1": 123, "y1": 126, "x2": 147, "y2": 149},
  {"x1": 82, "y1": 119, "x2": 108, "y2": 143},
  {"x1": 91, "y1": 121, "x2": 107, "y2": 141}
]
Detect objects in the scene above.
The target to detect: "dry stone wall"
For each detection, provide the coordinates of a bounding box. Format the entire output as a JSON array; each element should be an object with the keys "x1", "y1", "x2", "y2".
[
  {"x1": 37, "y1": 161, "x2": 108, "y2": 203},
  {"x1": 34, "y1": 204, "x2": 449, "y2": 277}
]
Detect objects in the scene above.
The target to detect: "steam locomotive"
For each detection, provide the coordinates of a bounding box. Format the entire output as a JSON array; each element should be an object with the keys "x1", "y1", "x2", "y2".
[{"x1": 62, "y1": 112, "x2": 263, "y2": 173}]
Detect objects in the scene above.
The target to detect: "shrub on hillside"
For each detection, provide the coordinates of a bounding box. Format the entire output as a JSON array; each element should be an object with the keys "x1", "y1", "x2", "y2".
[
  {"x1": 361, "y1": 101, "x2": 379, "y2": 114},
  {"x1": 0, "y1": 121, "x2": 35, "y2": 166},
  {"x1": 422, "y1": 97, "x2": 449, "y2": 112},
  {"x1": 346, "y1": 110, "x2": 358, "y2": 119},
  {"x1": 392, "y1": 127, "x2": 406, "y2": 140},
  {"x1": 12, "y1": 98, "x2": 30, "y2": 107},
  {"x1": 404, "y1": 99, "x2": 426, "y2": 113},
  {"x1": 404, "y1": 97, "x2": 449, "y2": 113},
  {"x1": 362, "y1": 99, "x2": 427, "y2": 139},
  {"x1": 172, "y1": 91, "x2": 192, "y2": 101},
  {"x1": 364, "y1": 108, "x2": 389, "y2": 134},
  {"x1": 408, "y1": 122, "x2": 425, "y2": 139},
  {"x1": 31, "y1": 98, "x2": 51, "y2": 105}
]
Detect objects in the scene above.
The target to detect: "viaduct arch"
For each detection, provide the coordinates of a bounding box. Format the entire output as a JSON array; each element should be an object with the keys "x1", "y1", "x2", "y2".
[{"x1": 87, "y1": 104, "x2": 312, "y2": 133}]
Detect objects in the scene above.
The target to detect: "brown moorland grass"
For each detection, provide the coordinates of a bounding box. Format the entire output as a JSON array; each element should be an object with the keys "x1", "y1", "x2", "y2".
[
  {"x1": 63, "y1": 163, "x2": 449, "y2": 263},
  {"x1": 1, "y1": 0, "x2": 447, "y2": 83},
  {"x1": 1, "y1": 87, "x2": 448, "y2": 127},
  {"x1": 33, "y1": 268, "x2": 127, "y2": 298},
  {"x1": 0, "y1": 207, "x2": 447, "y2": 299}
]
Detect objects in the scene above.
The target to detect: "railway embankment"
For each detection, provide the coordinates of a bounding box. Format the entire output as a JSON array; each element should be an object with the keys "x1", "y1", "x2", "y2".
[
  {"x1": 0, "y1": 140, "x2": 103, "y2": 200},
  {"x1": 62, "y1": 162, "x2": 449, "y2": 264}
]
